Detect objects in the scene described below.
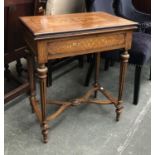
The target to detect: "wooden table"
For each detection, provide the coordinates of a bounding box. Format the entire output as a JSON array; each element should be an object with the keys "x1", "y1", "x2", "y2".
[{"x1": 20, "y1": 12, "x2": 137, "y2": 143}]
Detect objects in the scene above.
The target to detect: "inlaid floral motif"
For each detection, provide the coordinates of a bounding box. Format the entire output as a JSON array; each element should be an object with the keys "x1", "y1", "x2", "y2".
[{"x1": 47, "y1": 33, "x2": 125, "y2": 55}]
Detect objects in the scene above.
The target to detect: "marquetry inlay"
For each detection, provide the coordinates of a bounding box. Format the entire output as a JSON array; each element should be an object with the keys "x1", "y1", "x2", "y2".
[{"x1": 47, "y1": 33, "x2": 125, "y2": 57}]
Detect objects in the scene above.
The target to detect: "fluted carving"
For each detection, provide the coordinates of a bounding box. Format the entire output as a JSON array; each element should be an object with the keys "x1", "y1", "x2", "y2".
[
  {"x1": 116, "y1": 51, "x2": 129, "y2": 121},
  {"x1": 37, "y1": 64, "x2": 48, "y2": 143}
]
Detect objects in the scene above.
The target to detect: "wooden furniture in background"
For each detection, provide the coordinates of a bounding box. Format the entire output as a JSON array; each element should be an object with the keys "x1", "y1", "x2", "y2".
[
  {"x1": 20, "y1": 12, "x2": 137, "y2": 143},
  {"x1": 4, "y1": 0, "x2": 84, "y2": 102},
  {"x1": 133, "y1": 0, "x2": 151, "y2": 14},
  {"x1": 4, "y1": 0, "x2": 35, "y2": 103},
  {"x1": 84, "y1": 0, "x2": 151, "y2": 106}
]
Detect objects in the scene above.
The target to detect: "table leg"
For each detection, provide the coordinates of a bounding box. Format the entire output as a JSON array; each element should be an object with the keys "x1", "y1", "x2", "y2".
[
  {"x1": 116, "y1": 50, "x2": 129, "y2": 121},
  {"x1": 37, "y1": 64, "x2": 48, "y2": 143},
  {"x1": 27, "y1": 52, "x2": 36, "y2": 113},
  {"x1": 94, "y1": 53, "x2": 100, "y2": 98}
]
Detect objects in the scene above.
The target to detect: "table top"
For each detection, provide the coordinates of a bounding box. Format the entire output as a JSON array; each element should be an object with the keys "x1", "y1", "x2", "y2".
[{"x1": 20, "y1": 12, "x2": 137, "y2": 37}]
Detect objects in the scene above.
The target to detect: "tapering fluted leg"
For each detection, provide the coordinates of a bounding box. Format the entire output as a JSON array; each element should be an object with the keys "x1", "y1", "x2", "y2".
[
  {"x1": 116, "y1": 51, "x2": 129, "y2": 121},
  {"x1": 94, "y1": 53, "x2": 101, "y2": 98},
  {"x1": 27, "y1": 52, "x2": 36, "y2": 113},
  {"x1": 37, "y1": 64, "x2": 48, "y2": 143}
]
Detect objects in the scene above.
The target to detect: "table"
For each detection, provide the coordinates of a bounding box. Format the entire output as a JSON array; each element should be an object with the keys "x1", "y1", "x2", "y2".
[{"x1": 20, "y1": 12, "x2": 137, "y2": 143}]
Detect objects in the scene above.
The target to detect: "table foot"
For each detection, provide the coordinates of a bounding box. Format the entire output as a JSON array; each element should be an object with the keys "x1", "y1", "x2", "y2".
[
  {"x1": 42, "y1": 121, "x2": 48, "y2": 143},
  {"x1": 115, "y1": 101, "x2": 123, "y2": 121}
]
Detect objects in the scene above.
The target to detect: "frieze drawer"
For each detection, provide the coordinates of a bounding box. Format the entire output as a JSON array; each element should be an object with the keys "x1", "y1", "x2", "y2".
[{"x1": 47, "y1": 33, "x2": 125, "y2": 59}]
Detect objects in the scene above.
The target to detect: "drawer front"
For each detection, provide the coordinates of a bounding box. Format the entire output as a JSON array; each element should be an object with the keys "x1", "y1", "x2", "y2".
[{"x1": 47, "y1": 33, "x2": 125, "y2": 59}]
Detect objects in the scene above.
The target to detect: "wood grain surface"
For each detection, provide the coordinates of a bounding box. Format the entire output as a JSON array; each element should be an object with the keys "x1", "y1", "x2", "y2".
[{"x1": 20, "y1": 12, "x2": 137, "y2": 36}]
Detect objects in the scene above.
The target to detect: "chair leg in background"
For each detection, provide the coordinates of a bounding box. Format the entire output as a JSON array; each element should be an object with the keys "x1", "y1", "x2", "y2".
[
  {"x1": 104, "y1": 58, "x2": 110, "y2": 71},
  {"x1": 16, "y1": 59, "x2": 23, "y2": 76},
  {"x1": 4, "y1": 64, "x2": 11, "y2": 81},
  {"x1": 133, "y1": 65, "x2": 142, "y2": 105},
  {"x1": 110, "y1": 59, "x2": 115, "y2": 66},
  {"x1": 47, "y1": 61, "x2": 52, "y2": 87},
  {"x1": 78, "y1": 56, "x2": 84, "y2": 68},
  {"x1": 149, "y1": 64, "x2": 151, "y2": 81},
  {"x1": 84, "y1": 55, "x2": 95, "y2": 86},
  {"x1": 86, "y1": 54, "x2": 92, "y2": 63}
]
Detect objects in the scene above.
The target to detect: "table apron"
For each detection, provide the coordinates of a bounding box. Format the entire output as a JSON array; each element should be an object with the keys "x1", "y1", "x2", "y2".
[
  {"x1": 46, "y1": 32, "x2": 127, "y2": 60},
  {"x1": 24, "y1": 30, "x2": 132, "y2": 63}
]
